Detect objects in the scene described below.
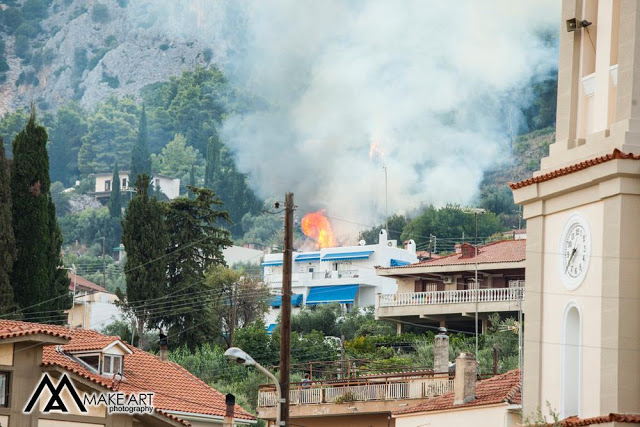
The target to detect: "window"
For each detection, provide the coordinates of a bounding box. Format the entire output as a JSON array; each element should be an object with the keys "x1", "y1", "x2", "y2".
[
  {"x1": 308, "y1": 267, "x2": 314, "y2": 273},
  {"x1": 102, "y1": 355, "x2": 123, "y2": 375},
  {"x1": 122, "y1": 178, "x2": 127, "y2": 188},
  {"x1": 0, "y1": 372, "x2": 9, "y2": 407},
  {"x1": 77, "y1": 354, "x2": 100, "y2": 371},
  {"x1": 104, "y1": 180, "x2": 111, "y2": 192}
]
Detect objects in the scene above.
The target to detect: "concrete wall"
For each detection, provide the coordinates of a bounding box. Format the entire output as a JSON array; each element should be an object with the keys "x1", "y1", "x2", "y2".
[
  {"x1": 267, "y1": 414, "x2": 390, "y2": 427},
  {"x1": 394, "y1": 404, "x2": 517, "y2": 427}
]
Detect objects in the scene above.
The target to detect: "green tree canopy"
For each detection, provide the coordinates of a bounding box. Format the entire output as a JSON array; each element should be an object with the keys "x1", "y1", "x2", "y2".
[
  {"x1": 400, "y1": 205, "x2": 505, "y2": 252},
  {"x1": 358, "y1": 214, "x2": 410, "y2": 246},
  {"x1": 0, "y1": 137, "x2": 17, "y2": 315},
  {"x1": 130, "y1": 106, "x2": 151, "y2": 186},
  {"x1": 48, "y1": 102, "x2": 87, "y2": 185},
  {"x1": 108, "y1": 161, "x2": 122, "y2": 218},
  {"x1": 11, "y1": 110, "x2": 69, "y2": 322},
  {"x1": 120, "y1": 174, "x2": 168, "y2": 340}
]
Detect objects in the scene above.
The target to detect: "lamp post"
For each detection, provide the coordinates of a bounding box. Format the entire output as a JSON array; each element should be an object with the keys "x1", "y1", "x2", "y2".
[{"x1": 224, "y1": 347, "x2": 282, "y2": 427}]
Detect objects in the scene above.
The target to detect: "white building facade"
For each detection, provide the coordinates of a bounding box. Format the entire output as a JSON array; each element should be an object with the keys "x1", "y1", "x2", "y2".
[
  {"x1": 92, "y1": 171, "x2": 181, "y2": 200},
  {"x1": 262, "y1": 230, "x2": 418, "y2": 328}
]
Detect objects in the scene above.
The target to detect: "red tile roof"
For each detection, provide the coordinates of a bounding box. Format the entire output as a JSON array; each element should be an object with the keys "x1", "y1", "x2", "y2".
[
  {"x1": 509, "y1": 148, "x2": 640, "y2": 190},
  {"x1": 533, "y1": 413, "x2": 640, "y2": 426},
  {"x1": 0, "y1": 322, "x2": 72, "y2": 340},
  {"x1": 68, "y1": 273, "x2": 109, "y2": 293},
  {"x1": 0, "y1": 320, "x2": 255, "y2": 424},
  {"x1": 381, "y1": 239, "x2": 526, "y2": 269},
  {"x1": 393, "y1": 369, "x2": 521, "y2": 416}
]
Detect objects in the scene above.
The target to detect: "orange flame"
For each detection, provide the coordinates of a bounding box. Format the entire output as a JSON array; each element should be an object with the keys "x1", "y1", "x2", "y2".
[
  {"x1": 369, "y1": 142, "x2": 384, "y2": 162},
  {"x1": 301, "y1": 211, "x2": 336, "y2": 248}
]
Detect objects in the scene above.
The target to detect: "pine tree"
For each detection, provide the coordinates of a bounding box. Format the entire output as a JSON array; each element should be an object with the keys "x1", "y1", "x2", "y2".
[
  {"x1": 11, "y1": 109, "x2": 69, "y2": 321},
  {"x1": 120, "y1": 174, "x2": 168, "y2": 342},
  {"x1": 130, "y1": 106, "x2": 151, "y2": 187},
  {"x1": 109, "y1": 161, "x2": 122, "y2": 218},
  {"x1": 0, "y1": 137, "x2": 17, "y2": 315},
  {"x1": 162, "y1": 186, "x2": 232, "y2": 349}
]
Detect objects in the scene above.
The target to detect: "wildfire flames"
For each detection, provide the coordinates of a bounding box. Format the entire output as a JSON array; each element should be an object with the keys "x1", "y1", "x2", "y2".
[{"x1": 301, "y1": 211, "x2": 336, "y2": 248}]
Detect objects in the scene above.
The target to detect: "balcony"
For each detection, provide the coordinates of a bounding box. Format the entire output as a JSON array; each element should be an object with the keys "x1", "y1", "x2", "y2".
[
  {"x1": 257, "y1": 373, "x2": 453, "y2": 419},
  {"x1": 376, "y1": 287, "x2": 524, "y2": 319},
  {"x1": 310, "y1": 270, "x2": 360, "y2": 280}
]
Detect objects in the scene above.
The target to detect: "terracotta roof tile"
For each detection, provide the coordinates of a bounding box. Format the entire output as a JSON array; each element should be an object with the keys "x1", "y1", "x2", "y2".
[
  {"x1": 68, "y1": 273, "x2": 108, "y2": 293},
  {"x1": 509, "y1": 149, "x2": 640, "y2": 190},
  {"x1": 393, "y1": 369, "x2": 521, "y2": 416},
  {"x1": 0, "y1": 322, "x2": 72, "y2": 340},
  {"x1": 0, "y1": 320, "x2": 255, "y2": 423},
  {"x1": 532, "y1": 413, "x2": 640, "y2": 426},
  {"x1": 381, "y1": 239, "x2": 526, "y2": 269}
]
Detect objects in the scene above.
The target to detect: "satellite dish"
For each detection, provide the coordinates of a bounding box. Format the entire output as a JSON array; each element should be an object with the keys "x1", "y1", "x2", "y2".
[
  {"x1": 387, "y1": 241, "x2": 393, "y2": 247},
  {"x1": 358, "y1": 240, "x2": 366, "y2": 246}
]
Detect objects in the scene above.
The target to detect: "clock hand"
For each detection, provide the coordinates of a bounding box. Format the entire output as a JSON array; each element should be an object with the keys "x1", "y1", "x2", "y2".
[{"x1": 565, "y1": 247, "x2": 577, "y2": 274}]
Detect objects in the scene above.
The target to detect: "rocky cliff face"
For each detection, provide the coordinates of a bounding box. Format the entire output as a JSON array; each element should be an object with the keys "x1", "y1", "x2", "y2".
[{"x1": 0, "y1": 0, "x2": 232, "y2": 115}]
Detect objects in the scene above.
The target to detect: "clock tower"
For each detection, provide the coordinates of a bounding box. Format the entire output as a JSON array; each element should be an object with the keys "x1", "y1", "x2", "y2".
[{"x1": 512, "y1": 0, "x2": 640, "y2": 420}]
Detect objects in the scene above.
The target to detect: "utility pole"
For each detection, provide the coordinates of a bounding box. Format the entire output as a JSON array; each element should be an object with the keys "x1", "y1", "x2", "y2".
[
  {"x1": 279, "y1": 192, "x2": 294, "y2": 427},
  {"x1": 474, "y1": 212, "x2": 479, "y2": 363}
]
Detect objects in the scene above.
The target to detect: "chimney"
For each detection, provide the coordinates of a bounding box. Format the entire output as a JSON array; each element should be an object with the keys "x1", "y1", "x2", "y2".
[
  {"x1": 379, "y1": 229, "x2": 388, "y2": 246},
  {"x1": 223, "y1": 393, "x2": 235, "y2": 427},
  {"x1": 453, "y1": 352, "x2": 477, "y2": 405},
  {"x1": 455, "y1": 243, "x2": 462, "y2": 254},
  {"x1": 159, "y1": 331, "x2": 168, "y2": 362},
  {"x1": 433, "y1": 327, "x2": 449, "y2": 373},
  {"x1": 403, "y1": 239, "x2": 417, "y2": 254}
]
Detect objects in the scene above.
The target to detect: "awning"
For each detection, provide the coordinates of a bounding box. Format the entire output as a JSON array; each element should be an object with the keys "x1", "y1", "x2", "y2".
[
  {"x1": 321, "y1": 251, "x2": 374, "y2": 262},
  {"x1": 270, "y1": 294, "x2": 303, "y2": 307},
  {"x1": 306, "y1": 285, "x2": 359, "y2": 305},
  {"x1": 266, "y1": 324, "x2": 277, "y2": 334},
  {"x1": 390, "y1": 259, "x2": 411, "y2": 267},
  {"x1": 295, "y1": 252, "x2": 321, "y2": 262},
  {"x1": 262, "y1": 260, "x2": 283, "y2": 267}
]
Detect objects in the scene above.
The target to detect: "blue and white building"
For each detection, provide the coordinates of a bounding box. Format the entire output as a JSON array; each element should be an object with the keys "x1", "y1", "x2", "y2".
[{"x1": 262, "y1": 230, "x2": 418, "y2": 328}]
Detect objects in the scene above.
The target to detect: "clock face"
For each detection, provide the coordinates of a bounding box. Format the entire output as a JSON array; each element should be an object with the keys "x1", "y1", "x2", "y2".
[{"x1": 559, "y1": 214, "x2": 591, "y2": 289}]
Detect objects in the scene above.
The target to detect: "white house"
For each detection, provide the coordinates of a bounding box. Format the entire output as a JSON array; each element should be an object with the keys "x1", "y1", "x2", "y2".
[
  {"x1": 91, "y1": 171, "x2": 181, "y2": 200},
  {"x1": 65, "y1": 274, "x2": 122, "y2": 330},
  {"x1": 262, "y1": 230, "x2": 418, "y2": 329}
]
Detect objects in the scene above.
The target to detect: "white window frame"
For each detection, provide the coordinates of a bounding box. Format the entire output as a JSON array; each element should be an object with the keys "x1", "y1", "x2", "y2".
[{"x1": 102, "y1": 354, "x2": 123, "y2": 375}]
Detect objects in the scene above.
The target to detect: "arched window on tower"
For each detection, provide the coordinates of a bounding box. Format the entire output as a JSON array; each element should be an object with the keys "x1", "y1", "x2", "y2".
[{"x1": 562, "y1": 303, "x2": 582, "y2": 418}]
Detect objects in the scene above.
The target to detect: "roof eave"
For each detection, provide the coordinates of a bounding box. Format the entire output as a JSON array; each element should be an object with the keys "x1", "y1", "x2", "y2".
[{"x1": 1, "y1": 333, "x2": 70, "y2": 345}]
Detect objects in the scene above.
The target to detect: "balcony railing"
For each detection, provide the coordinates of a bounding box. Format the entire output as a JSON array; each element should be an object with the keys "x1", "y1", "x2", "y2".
[
  {"x1": 337, "y1": 269, "x2": 359, "y2": 279},
  {"x1": 310, "y1": 270, "x2": 360, "y2": 280},
  {"x1": 258, "y1": 377, "x2": 453, "y2": 407},
  {"x1": 377, "y1": 287, "x2": 524, "y2": 308}
]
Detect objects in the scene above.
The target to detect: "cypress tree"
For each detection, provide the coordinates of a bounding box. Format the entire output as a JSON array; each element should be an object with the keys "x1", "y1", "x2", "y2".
[
  {"x1": 120, "y1": 174, "x2": 168, "y2": 341},
  {"x1": 109, "y1": 161, "x2": 122, "y2": 218},
  {"x1": 204, "y1": 127, "x2": 220, "y2": 190},
  {"x1": 188, "y1": 165, "x2": 195, "y2": 199},
  {"x1": 11, "y1": 109, "x2": 69, "y2": 321},
  {"x1": 0, "y1": 138, "x2": 17, "y2": 315},
  {"x1": 46, "y1": 197, "x2": 71, "y2": 323},
  {"x1": 130, "y1": 106, "x2": 151, "y2": 187}
]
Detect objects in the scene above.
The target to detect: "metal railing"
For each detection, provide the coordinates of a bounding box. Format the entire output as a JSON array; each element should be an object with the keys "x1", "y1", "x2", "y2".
[
  {"x1": 377, "y1": 287, "x2": 524, "y2": 307},
  {"x1": 258, "y1": 377, "x2": 454, "y2": 407},
  {"x1": 337, "y1": 270, "x2": 359, "y2": 279}
]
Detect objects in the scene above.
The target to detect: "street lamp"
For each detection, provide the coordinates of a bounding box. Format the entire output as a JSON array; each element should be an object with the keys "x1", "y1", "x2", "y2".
[{"x1": 224, "y1": 347, "x2": 282, "y2": 427}]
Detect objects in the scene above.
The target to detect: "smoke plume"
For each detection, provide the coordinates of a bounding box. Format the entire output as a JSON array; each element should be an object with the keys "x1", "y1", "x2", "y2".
[{"x1": 152, "y1": 1, "x2": 560, "y2": 232}]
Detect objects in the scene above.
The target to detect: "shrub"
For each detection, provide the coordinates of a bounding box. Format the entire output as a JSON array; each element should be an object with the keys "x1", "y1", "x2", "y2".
[
  {"x1": 159, "y1": 43, "x2": 170, "y2": 51},
  {"x1": 0, "y1": 58, "x2": 9, "y2": 73},
  {"x1": 15, "y1": 35, "x2": 29, "y2": 58},
  {"x1": 15, "y1": 22, "x2": 39, "y2": 38},
  {"x1": 203, "y1": 47, "x2": 213, "y2": 62},
  {"x1": 101, "y1": 72, "x2": 119, "y2": 89},
  {"x1": 92, "y1": 3, "x2": 109, "y2": 23}
]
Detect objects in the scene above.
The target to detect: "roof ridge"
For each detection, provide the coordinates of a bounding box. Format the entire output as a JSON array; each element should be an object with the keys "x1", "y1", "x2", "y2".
[{"x1": 510, "y1": 148, "x2": 640, "y2": 190}]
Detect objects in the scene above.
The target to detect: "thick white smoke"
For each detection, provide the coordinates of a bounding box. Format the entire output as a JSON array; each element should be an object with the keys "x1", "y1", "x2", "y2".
[{"x1": 152, "y1": 1, "x2": 560, "y2": 231}]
